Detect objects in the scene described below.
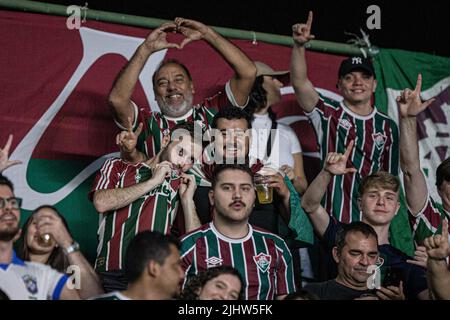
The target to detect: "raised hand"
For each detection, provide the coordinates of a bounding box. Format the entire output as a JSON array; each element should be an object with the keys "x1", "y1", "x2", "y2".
[
  {"x1": 406, "y1": 245, "x2": 428, "y2": 268},
  {"x1": 324, "y1": 140, "x2": 357, "y2": 176},
  {"x1": 292, "y1": 11, "x2": 315, "y2": 46},
  {"x1": 35, "y1": 210, "x2": 73, "y2": 249},
  {"x1": 179, "y1": 173, "x2": 197, "y2": 200},
  {"x1": 174, "y1": 17, "x2": 210, "y2": 48},
  {"x1": 116, "y1": 117, "x2": 143, "y2": 155},
  {"x1": 142, "y1": 22, "x2": 180, "y2": 53},
  {"x1": 280, "y1": 165, "x2": 295, "y2": 181},
  {"x1": 151, "y1": 161, "x2": 173, "y2": 185},
  {"x1": 0, "y1": 134, "x2": 22, "y2": 173},
  {"x1": 396, "y1": 74, "x2": 435, "y2": 118},
  {"x1": 424, "y1": 219, "x2": 450, "y2": 260}
]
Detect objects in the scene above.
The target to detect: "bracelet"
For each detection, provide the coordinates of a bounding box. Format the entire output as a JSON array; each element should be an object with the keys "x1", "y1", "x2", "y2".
[{"x1": 63, "y1": 241, "x2": 80, "y2": 255}]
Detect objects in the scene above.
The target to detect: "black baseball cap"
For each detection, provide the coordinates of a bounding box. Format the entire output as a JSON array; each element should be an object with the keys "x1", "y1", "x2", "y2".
[{"x1": 338, "y1": 57, "x2": 375, "y2": 79}]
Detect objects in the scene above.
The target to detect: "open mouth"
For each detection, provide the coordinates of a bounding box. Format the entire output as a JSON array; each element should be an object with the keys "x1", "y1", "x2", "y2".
[{"x1": 230, "y1": 202, "x2": 245, "y2": 210}]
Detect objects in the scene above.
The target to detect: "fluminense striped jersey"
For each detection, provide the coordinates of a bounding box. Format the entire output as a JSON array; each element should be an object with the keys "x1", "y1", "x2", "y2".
[
  {"x1": 129, "y1": 86, "x2": 234, "y2": 159},
  {"x1": 180, "y1": 222, "x2": 296, "y2": 300},
  {"x1": 409, "y1": 196, "x2": 450, "y2": 245},
  {"x1": 90, "y1": 157, "x2": 181, "y2": 272},
  {"x1": 307, "y1": 94, "x2": 399, "y2": 222}
]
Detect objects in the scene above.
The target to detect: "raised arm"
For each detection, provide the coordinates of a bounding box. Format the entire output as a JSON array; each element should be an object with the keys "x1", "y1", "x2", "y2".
[
  {"x1": 36, "y1": 211, "x2": 104, "y2": 299},
  {"x1": 0, "y1": 134, "x2": 22, "y2": 173},
  {"x1": 290, "y1": 11, "x2": 320, "y2": 112},
  {"x1": 179, "y1": 173, "x2": 201, "y2": 232},
  {"x1": 93, "y1": 161, "x2": 173, "y2": 213},
  {"x1": 175, "y1": 17, "x2": 256, "y2": 106},
  {"x1": 398, "y1": 74, "x2": 435, "y2": 215},
  {"x1": 302, "y1": 141, "x2": 356, "y2": 236},
  {"x1": 425, "y1": 219, "x2": 450, "y2": 299},
  {"x1": 108, "y1": 23, "x2": 180, "y2": 128}
]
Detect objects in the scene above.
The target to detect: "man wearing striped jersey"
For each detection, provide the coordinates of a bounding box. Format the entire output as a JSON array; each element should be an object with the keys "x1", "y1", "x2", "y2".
[
  {"x1": 0, "y1": 174, "x2": 79, "y2": 300},
  {"x1": 301, "y1": 143, "x2": 429, "y2": 299},
  {"x1": 291, "y1": 12, "x2": 399, "y2": 223},
  {"x1": 90, "y1": 122, "x2": 201, "y2": 292},
  {"x1": 181, "y1": 164, "x2": 296, "y2": 300},
  {"x1": 94, "y1": 231, "x2": 184, "y2": 300},
  {"x1": 108, "y1": 18, "x2": 256, "y2": 161},
  {"x1": 397, "y1": 74, "x2": 449, "y2": 247}
]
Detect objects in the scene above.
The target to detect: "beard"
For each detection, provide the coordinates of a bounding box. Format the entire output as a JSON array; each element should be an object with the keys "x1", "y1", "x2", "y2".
[
  {"x1": 0, "y1": 226, "x2": 20, "y2": 241},
  {"x1": 158, "y1": 94, "x2": 193, "y2": 118}
]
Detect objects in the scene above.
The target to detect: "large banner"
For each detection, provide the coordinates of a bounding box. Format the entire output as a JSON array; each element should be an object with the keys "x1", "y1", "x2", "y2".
[{"x1": 0, "y1": 11, "x2": 345, "y2": 261}]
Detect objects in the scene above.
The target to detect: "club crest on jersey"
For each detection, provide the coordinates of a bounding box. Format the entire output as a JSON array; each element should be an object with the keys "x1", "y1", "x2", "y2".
[
  {"x1": 372, "y1": 133, "x2": 387, "y2": 150},
  {"x1": 253, "y1": 253, "x2": 271, "y2": 273},
  {"x1": 22, "y1": 274, "x2": 38, "y2": 295},
  {"x1": 338, "y1": 119, "x2": 353, "y2": 130},
  {"x1": 205, "y1": 256, "x2": 223, "y2": 268}
]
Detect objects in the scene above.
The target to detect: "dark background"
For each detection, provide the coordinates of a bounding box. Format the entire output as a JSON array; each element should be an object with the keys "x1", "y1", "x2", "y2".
[{"x1": 31, "y1": 0, "x2": 450, "y2": 57}]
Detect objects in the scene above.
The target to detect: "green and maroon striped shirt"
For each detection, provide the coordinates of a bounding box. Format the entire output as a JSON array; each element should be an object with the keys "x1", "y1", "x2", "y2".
[
  {"x1": 180, "y1": 222, "x2": 296, "y2": 300},
  {"x1": 307, "y1": 94, "x2": 399, "y2": 222},
  {"x1": 91, "y1": 157, "x2": 181, "y2": 272}
]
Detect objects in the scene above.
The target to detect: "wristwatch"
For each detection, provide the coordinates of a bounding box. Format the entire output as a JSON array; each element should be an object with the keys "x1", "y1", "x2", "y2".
[{"x1": 63, "y1": 241, "x2": 80, "y2": 255}]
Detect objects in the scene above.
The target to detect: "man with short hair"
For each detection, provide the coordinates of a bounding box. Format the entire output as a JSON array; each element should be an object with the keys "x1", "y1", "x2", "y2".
[
  {"x1": 181, "y1": 164, "x2": 296, "y2": 300},
  {"x1": 94, "y1": 231, "x2": 184, "y2": 300},
  {"x1": 304, "y1": 222, "x2": 383, "y2": 300},
  {"x1": 291, "y1": 12, "x2": 399, "y2": 223},
  {"x1": 301, "y1": 142, "x2": 428, "y2": 299},
  {"x1": 90, "y1": 122, "x2": 201, "y2": 292}
]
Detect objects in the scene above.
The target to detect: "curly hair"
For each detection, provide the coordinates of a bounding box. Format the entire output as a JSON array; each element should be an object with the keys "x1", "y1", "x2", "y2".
[{"x1": 180, "y1": 266, "x2": 244, "y2": 300}]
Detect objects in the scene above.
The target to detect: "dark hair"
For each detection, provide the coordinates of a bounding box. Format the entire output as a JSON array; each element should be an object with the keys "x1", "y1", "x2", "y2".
[
  {"x1": 211, "y1": 164, "x2": 254, "y2": 189},
  {"x1": 124, "y1": 231, "x2": 180, "y2": 283},
  {"x1": 0, "y1": 288, "x2": 10, "y2": 300},
  {"x1": 19, "y1": 205, "x2": 71, "y2": 272},
  {"x1": 335, "y1": 221, "x2": 378, "y2": 254},
  {"x1": 358, "y1": 171, "x2": 400, "y2": 196},
  {"x1": 0, "y1": 174, "x2": 14, "y2": 192},
  {"x1": 211, "y1": 106, "x2": 252, "y2": 130},
  {"x1": 180, "y1": 266, "x2": 244, "y2": 300},
  {"x1": 152, "y1": 59, "x2": 192, "y2": 87},
  {"x1": 436, "y1": 157, "x2": 450, "y2": 188},
  {"x1": 283, "y1": 289, "x2": 320, "y2": 300}
]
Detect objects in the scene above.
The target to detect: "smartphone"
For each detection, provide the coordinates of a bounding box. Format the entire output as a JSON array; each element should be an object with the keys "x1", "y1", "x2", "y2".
[{"x1": 382, "y1": 266, "x2": 403, "y2": 287}]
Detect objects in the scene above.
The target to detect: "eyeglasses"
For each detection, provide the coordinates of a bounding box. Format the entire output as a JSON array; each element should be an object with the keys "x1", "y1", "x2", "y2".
[{"x1": 0, "y1": 197, "x2": 22, "y2": 210}]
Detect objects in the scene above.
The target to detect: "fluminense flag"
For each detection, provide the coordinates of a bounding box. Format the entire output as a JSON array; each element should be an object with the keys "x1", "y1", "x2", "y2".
[
  {"x1": 1, "y1": 11, "x2": 343, "y2": 261},
  {"x1": 374, "y1": 49, "x2": 450, "y2": 254}
]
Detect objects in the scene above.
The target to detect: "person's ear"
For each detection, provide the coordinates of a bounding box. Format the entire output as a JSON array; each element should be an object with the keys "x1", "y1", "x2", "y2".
[
  {"x1": 190, "y1": 82, "x2": 195, "y2": 95},
  {"x1": 208, "y1": 189, "x2": 214, "y2": 206},
  {"x1": 147, "y1": 260, "x2": 160, "y2": 277},
  {"x1": 357, "y1": 197, "x2": 362, "y2": 212},
  {"x1": 332, "y1": 247, "x2": 340, "y2": 264},
  {"x1": 373, "y1": 79, "x2": 377, "y2": 92},
  {"x1": 161, "y1": 134, "x2": 171, "y2": 148}
]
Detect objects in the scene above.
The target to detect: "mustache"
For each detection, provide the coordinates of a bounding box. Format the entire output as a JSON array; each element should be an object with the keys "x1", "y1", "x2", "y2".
[
  {"x1": 229, "y1": 201, "x2": 245, "y2": 207},
  {"x1": 0, "y1": 213, "x2": 18, "y2": 222}
]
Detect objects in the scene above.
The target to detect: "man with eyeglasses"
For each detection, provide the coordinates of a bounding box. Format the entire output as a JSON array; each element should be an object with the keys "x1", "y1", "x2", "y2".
[{"x1": 0, "y1": 135, "x2": 79, "y2": 299}]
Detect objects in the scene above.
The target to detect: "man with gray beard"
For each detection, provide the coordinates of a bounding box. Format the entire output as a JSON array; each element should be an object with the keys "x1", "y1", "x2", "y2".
[{"x1": 108, "y1": 17, "x2": 256, "y2": 163}]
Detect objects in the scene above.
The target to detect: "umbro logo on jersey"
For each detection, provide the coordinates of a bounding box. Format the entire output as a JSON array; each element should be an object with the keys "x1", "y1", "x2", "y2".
[
  {"x1": 22, "y1": 274, "x2": 38, "y2": 295},
  {"x1": 253, "y1": 253, "x2": 271, "y2": 273},
  {"x1": 338, "y1": 119, "x2": 353, "y2": 130},
  {"x1": 372, "y1": 133, "x2": 387, "y2": 150},
  {"x1": 205, "y1": 256, "x2": 223, "y2": 268}
]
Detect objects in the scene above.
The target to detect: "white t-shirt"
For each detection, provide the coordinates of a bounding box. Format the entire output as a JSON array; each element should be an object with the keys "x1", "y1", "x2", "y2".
[
  {"x1": 0, "y1": 251, "x2": 68, "y2": 300},
  {"x1": 250, "y1": 113, "x2": 302, "y2": 169}
]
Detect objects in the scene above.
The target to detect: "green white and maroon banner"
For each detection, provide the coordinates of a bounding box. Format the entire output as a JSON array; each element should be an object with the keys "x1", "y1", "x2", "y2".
[{"x1": 1, "y1": 11, "x2": 345, "y2": 260}]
